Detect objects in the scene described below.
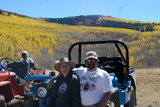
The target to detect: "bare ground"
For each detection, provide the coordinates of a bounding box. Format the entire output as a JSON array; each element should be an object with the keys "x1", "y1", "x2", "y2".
[{"x1": 135, "y1": 68, "x2": 160, "y2": 107}]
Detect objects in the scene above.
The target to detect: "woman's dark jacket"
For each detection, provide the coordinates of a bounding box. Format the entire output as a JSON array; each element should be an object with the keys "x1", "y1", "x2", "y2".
[{"x1": 48, "y1": 71, "x2": 81, "y2": 107}]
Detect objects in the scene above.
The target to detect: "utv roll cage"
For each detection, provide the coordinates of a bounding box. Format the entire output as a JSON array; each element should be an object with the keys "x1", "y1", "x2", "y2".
[{"x1": 68, "y1": 40, "x2": 129, "y2": 72}]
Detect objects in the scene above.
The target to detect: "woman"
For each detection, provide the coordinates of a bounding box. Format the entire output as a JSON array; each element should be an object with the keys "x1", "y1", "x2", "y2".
[{"x1": 48, "y1": 57, "x2": 81, "y2": 107}]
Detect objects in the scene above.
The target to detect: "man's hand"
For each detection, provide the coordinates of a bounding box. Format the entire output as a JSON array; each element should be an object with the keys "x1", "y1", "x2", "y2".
[{"x1": 97, "y1": 91, "x2": 111, "y2": 107}]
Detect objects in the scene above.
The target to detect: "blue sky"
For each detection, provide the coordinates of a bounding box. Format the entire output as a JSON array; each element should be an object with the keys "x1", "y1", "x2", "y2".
[{"x1": 0, "y1": 0, "x2": 159, "y2": 22}]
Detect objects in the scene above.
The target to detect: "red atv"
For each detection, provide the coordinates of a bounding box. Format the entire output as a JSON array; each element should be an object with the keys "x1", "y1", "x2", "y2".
[{"x1": 0, "y1": 58, "x2": 32, "y2": 107}]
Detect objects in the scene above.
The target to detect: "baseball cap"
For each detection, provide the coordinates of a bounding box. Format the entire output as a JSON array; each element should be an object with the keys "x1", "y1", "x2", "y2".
[
  {"x1": 85, "y1": 51, "x2": 98, "y2": 60},
  {"x1": 21, "y1": 51, "x2": 28, "y2": 57}
]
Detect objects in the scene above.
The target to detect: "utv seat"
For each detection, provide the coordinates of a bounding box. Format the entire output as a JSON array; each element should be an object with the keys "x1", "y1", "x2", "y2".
[
  {"x1": 98, "y1": 57, "x2": 124, "y2": 84},
  {"x1": 76, "y1": 64, "x2": 86, "y2": 68},
  {"x1": 104, "y1": 61, "x2": 124, "y2": 83},
  {"x1": 10, "y1": 62, "x2": 29, "y2": 79}
]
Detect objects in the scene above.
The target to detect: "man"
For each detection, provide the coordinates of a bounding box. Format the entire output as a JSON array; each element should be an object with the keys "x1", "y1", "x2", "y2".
[
  {"x1": 48, "y1": 51, "x2": 113, "y2": 107},
  {"x1": 20, "y1": 51, "x2": 34, "y2": 68},
  {"x1": 0, "y1": 62, "x2": 6, "y2": 71},
  {"x1": 73, "y1": 51, "x2": 113, "y2": 107}
]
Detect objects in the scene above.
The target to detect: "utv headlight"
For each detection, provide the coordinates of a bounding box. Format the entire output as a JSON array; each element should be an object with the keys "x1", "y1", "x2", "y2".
[
  {"x1": 36, "y1": 85, "x2": 48, "y2": 99},
  {"x1": 27, "y1": 82, "x2": 34, "y2": 89},
  {"x1": 25, "y1": 81, "x2": 34, "y2": 92}
]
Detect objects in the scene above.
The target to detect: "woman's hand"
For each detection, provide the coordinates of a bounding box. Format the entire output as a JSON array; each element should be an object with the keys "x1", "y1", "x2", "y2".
[
  {"x1": 47, "y1": 73, "x2": 61, "y2": 89},
  {"x1": 47, "y1": 79, "x2": 53, "y2": 89}
]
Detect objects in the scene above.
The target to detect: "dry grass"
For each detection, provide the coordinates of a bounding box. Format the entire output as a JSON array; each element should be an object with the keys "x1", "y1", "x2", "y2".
[{"x1": 136, "y1": 68, "x2": 160, "y2": 107}]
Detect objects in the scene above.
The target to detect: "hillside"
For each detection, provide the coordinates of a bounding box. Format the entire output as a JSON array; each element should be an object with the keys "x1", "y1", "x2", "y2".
[
  {"x1": 0, "y1": 10, "x2": 160, "y2": 69},
  {"x1": 43, "y1": 15, "x2": 157, "y2": 32}
]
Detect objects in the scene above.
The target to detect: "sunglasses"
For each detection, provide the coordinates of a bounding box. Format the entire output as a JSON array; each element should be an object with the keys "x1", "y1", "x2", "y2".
[{"x1": 85, "y1": 59, "x2": 97, "y2": 62}]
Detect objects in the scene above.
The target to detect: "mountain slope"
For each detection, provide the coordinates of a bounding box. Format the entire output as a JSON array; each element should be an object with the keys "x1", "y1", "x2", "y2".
[
  {"x1": 43, "y1": 15, "x2": 156, "y2": 32},
  {"x1": 0, "y1": 10, "x2": 160, "y2": 69}
]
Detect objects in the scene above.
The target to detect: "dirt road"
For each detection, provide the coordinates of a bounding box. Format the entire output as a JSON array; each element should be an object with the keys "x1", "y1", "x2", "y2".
[{"x1": 135, "y1": 68, "x2": 160, "y2": 107}]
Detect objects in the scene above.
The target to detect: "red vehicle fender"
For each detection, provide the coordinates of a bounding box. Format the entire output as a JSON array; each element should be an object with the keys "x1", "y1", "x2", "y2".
[
  {"x1": 0, "y1": 71, "x2": 10, "y2": 81},
  {"x1": 29, "y1": 68, "x2": 45, "y2": 75},
  {"x1": 0, "y1": 71, "x2": 25, "y2": 99}
]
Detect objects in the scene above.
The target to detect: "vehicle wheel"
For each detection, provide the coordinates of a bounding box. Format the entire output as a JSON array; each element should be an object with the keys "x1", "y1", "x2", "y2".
[
  {"x1": 110, "y1": 91, "x2": 120, "y2": 107},
  {"x1": 24, "y1": 100, "x2": 39, "y2": 107},
  {"x1": 108, "y1": 101, "x2": 115, "y2": 107},
  {"x1": 0, "y1": 94, "x2": 7, "y2": 107},
  {"x1": 124, "y1": 86, "x2": 135, "y2": 107}
]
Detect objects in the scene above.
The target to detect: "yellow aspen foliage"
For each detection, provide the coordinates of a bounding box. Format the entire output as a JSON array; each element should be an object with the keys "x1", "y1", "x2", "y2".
[
  {"x1": 157, "y1": 40, "x2": 160, "y2": 44},
  {"x1": 129, "y1": 45, "x2": 141, "y2": 54},
  {"x1": 150, "y1": 42, "x2": 156, "y2": 48},
  {"x1": 48, "y1": 49, "x2": 53, "y2": 55},
  {"x1": 135, "y1": 55, "x2": 145, "y2": 67},
  {"x1": 149, "y1": 50, "x2": 154, "y2": 56},
  {"x1": 1, "y1": 14, "x2": 160, "y2": 68},
  {"x1": 132, "y1": 35, "x2": 138, "y2": 40},
  {"x1": 147, "y1": 36, "x2": 152, "y2": 41},
  {"x1": 129, "y1": 56, "x2": 135, "y2": 67},
  {"x1": 119, "y1": 38, "x2": 123, "y2": 41},
  {"x1": 140, "y1": 54, "x2": 145, "y2": 60}
]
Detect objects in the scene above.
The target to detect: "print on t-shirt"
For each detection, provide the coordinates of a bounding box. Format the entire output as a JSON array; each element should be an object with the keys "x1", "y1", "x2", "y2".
[{"x1": 80, "y1": 76, "x2": 97, "y2": 91}]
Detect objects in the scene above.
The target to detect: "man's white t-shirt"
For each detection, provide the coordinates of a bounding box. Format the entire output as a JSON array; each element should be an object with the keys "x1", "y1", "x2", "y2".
[
  {"x1": 73, "y1": 67, "x2": 113, "y2": 106},
  {"x1": 19, "y1": 58, "x2": 34, "y2": 63}
]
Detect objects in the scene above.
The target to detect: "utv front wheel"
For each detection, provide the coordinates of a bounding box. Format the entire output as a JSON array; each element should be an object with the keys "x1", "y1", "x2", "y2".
[
  {"x1": 110, "y1": 90, "x2": 120, "y2": 107},
  {"x1": 108, "y1": 101, "x2": 115, "y2": 107},
  {"x1": 124, "y1": 86, "x2": 135, "y2": 107},
  {"x1": 24, "y1": 100, "x2": 39, "y2": 107},
  {"x1": 0, "y1": 94, "x2": 7, "y2": 107}
]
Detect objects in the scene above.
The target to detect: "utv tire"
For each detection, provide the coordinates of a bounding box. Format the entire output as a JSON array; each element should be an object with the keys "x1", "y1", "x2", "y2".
[
  {"x1": 0, "y1": 95, "x2": 7, "y2": 107},
  {"x1": 110, "y1": 91, "x2": 120, "y2": 107},
  {"x1": 108, "y1": 101, "x2": 115, "y2": 107},
  {"x1": 124, "y1": 86, "x2": 135, "y2": 107},
  {"x1": 24, "y1": 100, "x2": 39, "y2": 107}
]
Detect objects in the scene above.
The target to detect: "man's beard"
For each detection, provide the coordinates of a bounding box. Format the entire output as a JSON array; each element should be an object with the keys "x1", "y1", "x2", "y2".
[{"x1": 87, "y1": 64, "x2": 95, "y2": 71}]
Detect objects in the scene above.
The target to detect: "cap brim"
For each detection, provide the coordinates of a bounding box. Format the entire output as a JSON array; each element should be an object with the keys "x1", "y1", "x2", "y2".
[{"x1": 85, "y1": 56, "x2": 98, "y2": 60}]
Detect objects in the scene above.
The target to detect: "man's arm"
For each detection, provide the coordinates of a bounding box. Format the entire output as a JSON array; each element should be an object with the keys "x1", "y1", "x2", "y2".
[{"x1": 97, "y1": 91, "x2": 111, "y2": 107}]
